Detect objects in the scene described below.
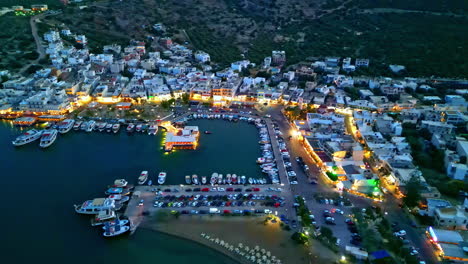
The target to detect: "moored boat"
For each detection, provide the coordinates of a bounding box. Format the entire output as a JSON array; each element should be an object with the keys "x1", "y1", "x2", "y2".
[
  {"x1": 113, "y1": 179, "x2": 128, "y2": 188},
  {"x1": 126, "y1": 123, "x2": 135, "y2": 133},
  {"x1": 12, "y1": 129, "x2": 43, "y2": 146},
  {"x1": 86, "y1": 120, "x2": 96, "y2": 132},
  {"x1": 112, "y1": 123, "x2": 120, "y2": 133},
  {"x1": 158, "y1": 172, "x2": 166, "y2": 185},
  {"x1": 73, "y1": 120, "x2": 82, "y2": 130},
  {"x1": 102, "y1": 220, "x2": 130, "y2": 237},
  {"x1": 91, "y1": 209, "x2": 116, "y2": 226},
  {"x1": 135, "y1": 124, "x2": 143, "y2": 132},
  {"x1": 148, "y1": 124, "x2": 158, "y2": 135},
  {"x1": 226, "y1": 174, "x2": 232, "y2": 184},
  {"x1": 108, "y1": 194, "x2": 130, "y2": 203},
  {"x1": 39, "y1": 129, "x2": 58, "y2": 148},
  {"x1": 74, "y1": 198, "x2": 116, "y2": 214},
  {"x1": 210, "y1": 173, "x2": 218, "y2": 184},
  {"x1": 192, "y1": 174, "x2": 199, "y2": 185},
  {"x1": 201, "y1": 175, "x2": 207, "y2": 185},
  {"x1": 218, "y1": 174, "x2": 223, "y2": 183},
  {"x1": 138, "y1": 171, "x2": 148, "y2": 185},
  {"x1": 98, "y1": 122, "x2": 107, "y2": 132},
  {"x1": 101, "y1": 219, "x2": 129, "y2": 230},
  {"x1": 80, "y1": 121, "x2": 88, "y2": 131},
  {"x1": 248, "y1": 178, "x2": 253, "y2": 184},
  {"x1": 58, "y1": 119, "x2": 75, "y2": 134},
  {"x1": 105, "y1": 123, "x2": 113, "y2": 133},
  {"x1": 105, "y1": 187, "x2": 130, "y2": 196},
  {"x1": 232, "y1": 174, "x2": 238, "y2": 184},
  {"x1": 185, "y1": 175, "x2": 191, "y2": 184},
  {"x1": 241, "y1": 175, "x2": 246, "y2": 184}
]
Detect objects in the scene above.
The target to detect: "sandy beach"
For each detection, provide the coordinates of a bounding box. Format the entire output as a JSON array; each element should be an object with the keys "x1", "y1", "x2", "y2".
[{"x1": 138, "y1": 214, "x2": 338, "y2": 264}]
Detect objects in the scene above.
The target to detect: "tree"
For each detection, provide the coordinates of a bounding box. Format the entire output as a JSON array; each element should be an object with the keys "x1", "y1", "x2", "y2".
[
  {"x1": 403, "y1": 176, "x2": 422, "y2": 208},
  {"x1": 291, "y1": 232, "x2": 308, "y2": 244},
  {"x1": 181, "y1": 93, "x2": 190, "y2": 105}
]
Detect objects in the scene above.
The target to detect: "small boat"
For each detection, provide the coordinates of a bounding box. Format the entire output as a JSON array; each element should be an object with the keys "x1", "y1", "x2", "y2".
[
  {"x1": 148, "y1": 180, "x2": 153, "y2": 186},
  {"x1": 103, "y1": 220, "x2": 130, "y2": 237},
  {"x1": 204, "y1": 131, "x2": 212, "y2": 134},
  {"x1": 232, "y1": 174, "x2": 238, "y2": 184},
  {"x1": 58, "y1": 119, "x2": 75, "y2": 134},
  {"x1": 141, "y1": 124, "x2": 148, "y2": 132},
  {"x1": 105, "y1": 188, "x2": 125, "y2": 195},
  {"x1": 136, "y1": 124, "x2": 143, "y2": 132},
  {"x1": 74, "y1": 198, "x2": 116, "y2": 214},
  {"x1": 248, "y1": 178, "x2": 253, "y2": 184},
  {"x1": 201, "y1": 176, "x2": 207, "y2": 185},
  {"x1": 185, "y1": 175, "x2": 191, "y2": 184},
  {"x1": 105, "y1": 123, "x2": 113, "y2": 133},
  {"x1": 113, "y1": 179, "x2": 128, "y2": 188},
  {"x1": 96, "y1": 122, "x2": 105, "y2": 132},
  {"x1": 90, "y1": 209, "x2": 116, "y2": 226},
  {"x1": 127, "y1": 123, "x2": 135, "y2": 133},
  {"x1": 112, "y1": 124, "x2": 120, "y2": 133},
  {"x1": 138, "y1": 171, "x2": 148, "y2": 185},
  {"x1": 226, "y1": 174, "x2": 232, "y2": 184},
  {"x1": 86, "y1": 120, "x2": 96, "y2": 132},
  {"x1": 101, "y1": 219, "x2": 129, "y2": 230},
  {"x1": 218, "y1": 174, "x2": 223, "y2": 183},
  {"x1": 12, "y1": 129, "x2": 43, "y2": 146},
  {"x1": 148, "y1": 124, "x2": 158, "y2": 135},
  {"x1": 210, "y1": 173, "x2": 218, "y2": 184},
  {"x1": 73, "y1": 120, "x2": 82, "y2": 130},
  {"x1": 241, "y1": 175, "x2": 246, "y2": 184},
  {"x1": 192, "y1": 174, "x2": 199, "y2": 185},
  {"x1": 108, "y1": 194, "x2": 130, "y2": 203},
  {"x1": 80, "y1": 121, "x2": 88, "y2": 131},
  {"x1": 158, "y1": 172, "x2": 166, "y2": 185},
  {"x1": 39, "y1": 129, "x2": 58, "y2": 148}
]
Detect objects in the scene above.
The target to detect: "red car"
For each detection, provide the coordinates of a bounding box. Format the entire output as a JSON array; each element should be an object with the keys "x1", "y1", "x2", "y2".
[
  {"x1": 223, "y1": 210, "x2": 231, "y2": 214},
  {"x1": 253, "y1": 188, "x2": 260, "y2": 192},
  {"x1": 201, "y1": 188, "x2": 210, "y2": 192},
  {"x1": 226, "y1": 188, "x2": 234, "y2": 192}
]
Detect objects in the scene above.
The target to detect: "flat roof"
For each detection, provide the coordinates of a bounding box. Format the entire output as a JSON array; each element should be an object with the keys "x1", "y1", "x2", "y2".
[
  {"x1": 440, "y1": 243, "x2": 468, "y2": 260},
  {"x1": 428, "y1": 227, "x2": 463, "y2": 244}
]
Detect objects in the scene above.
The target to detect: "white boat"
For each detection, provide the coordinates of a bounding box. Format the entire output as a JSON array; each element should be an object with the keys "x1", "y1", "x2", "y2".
[
  {"x1": 210, "y1": 173, "x2": 218, "y2": 184},
  {"x1": 192, "y1": 174, "x2": 199, "y2": 185},
  {"x1": 218, "y1": 174, "x2": 223, "y2": 183},
  {"x1": 241, "y1": 175, "x2": 246, "y2": 184},
  {"x1": 39, "y1": 129, "x2": 58, "y2": 148},
  {"x1": 127, "y1": 123, "x2": 135, "y2": 133},
  {"x1": 91, "y1": 209, "x2": 116, "y2": 226},
  {"x1": 148, "y1": 180, "x2": 153, "y2": 186},
  {"x1": 80, "y1": 121, "x2": 88, "y2": 131},
  {"x1": 86, "y1": 120, "x2": 96, "y2": 132},
  {"x1": 58, "y1": 119, "x2": 75, "y2": 134},
  {"x1": 226, "y1": 174, "x2": 232, "y2": 184},
  {"x1": 138, "y1": 171, "x2": 148, "y2": 185},
  {"x1": 112, "y1": 124, "x2": 120, "y2": 133},
  {"x1": 98, "y1": 122, "x2": 107, "y2": 132},
  {"x1": 73, "y1": 120, "x2": 82, "y2": 130},
  {"x1": 136, "y1": 124, "x2": 142, "y2": 132},
  {"x1": 148, "y1": 124, "x2": 158, "y2": 135},
  {"x1": 108, "y1": 194, "x2": 130, "y2": 203},
  {"x1": 158, "y1": 172, "x2": 166, "y2": 185},
  {"x1": 248, "y1": 178, "x2": 253, "y2": 184},
  {"x1": 12, "y1": 129, "x2": 43, "y2": 146},
  {"x1": 105, "y1": 123, "x2": 113, "y2": 132},
  {"x1": 201, "y1": 176, "x2": 207, "y2": 185},
  {"x1": 232, "y1": 174, "x2": 238, "y2": 184},
  {"x1": 101, "y1": 219, "x2": 129, "y2": 230},
  {"x1": 113, "y1": 179, "x2": 128, "y2": 188},
  {"x1": 102, "y1": 220, "x2": 130, "y2": 237},
  {"x1": 74, "y1": 198, "x2": 116, "y2": 214},
  {"x1": 185, "y1": 175, "x2": 191, "y2": 184}
]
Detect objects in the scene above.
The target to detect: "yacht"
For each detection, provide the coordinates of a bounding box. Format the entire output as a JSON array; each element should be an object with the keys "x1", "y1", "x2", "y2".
[
  {"x1": 126, "y1": 123, "x2": 135, "y2": 133},
  {"x1": 86, "y1": 120, "x2": 96, "y2": 132},
  {"x1": 39, "y1": 129, "x2": 58, "y2": 148},
  {"x1": 80, "y1": 121, "x2": 88, "y2": 131},
  {"x1": 98, "y1": 122, "x2": 107, "y2": 132},
  {"x1": 12, "y1": 129, "x2": 43, "y2": 146},
  {"x1": 192, "y1": 174, "x2": 199, "y2": 185},
  {"x1": 138, "y1": 171, "x2": 148, "y2": 185},
  {"x1": 74, "y1": 198, "x2": 116, "y2": 214},
  {"x1": 91, "y1": 209, "x2": 116, "y2": 226},
  {"x1": 135, "y1": 124, "x2": 143, "y2": 132},
  {"x1": 158, "y1": 172, "x2": 166, "y2": 185},
  {"x1": 102, "y1": 219, "x2": 130, "y2": 237},
  {"x1": 113, "y1": 179, "x2": 128, "y2": 188},
  {"x1": 148, "y1": 124, "x2": 158, "y2": 135},
  {"x1": 210, "y1": 173, "x2": 218, "y2": 185},
  {"x1": 112, "y1": 124, "x2": 120, "y2": 133},
  {"x1": 105, "y1": 123, "x2": 113, "y2": 133},
  {"x1": 201, "y1": 176, "x2": 207, "y2": 185},
  {"x1": 58, "y1": 119, "x2": 75, "y2": 134},
  {"x1": 185, "y1": 175, "x2": 191, "y2": 184},
  {"x1": 73, "y1": 120, "x2": 82, "y2": 130}
]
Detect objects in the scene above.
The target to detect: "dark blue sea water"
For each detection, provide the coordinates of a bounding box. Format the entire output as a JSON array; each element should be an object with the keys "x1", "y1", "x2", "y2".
[{"x1": 0, "y1": 119, "x2": 261, "y2": 263}]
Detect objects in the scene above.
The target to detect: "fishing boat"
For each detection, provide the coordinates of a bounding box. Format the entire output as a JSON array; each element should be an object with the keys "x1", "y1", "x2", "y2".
[
  {"x1": 39, "y1": 129, "x2": 58, "y2": 148},
  {"x1": 74, "y1": 198, "x2": 116, "y2": 214},
  {"x1": 192, "y1": 174, "x2": 199, "y2": 185},
  {"x1": 105, "y1": 123, "x2": 113, "y2": 133},
  {"x1": 101, "y1": 219, "x2": 129, "y2": 230},
  {"x1": 148, "y1": 124, "x2": 158, "y2": 135},
  {"x1": 226, "y1": 174, "x2": 232, "y2": 184},
  {"x1": 90, "y1": 209, "x2": 116, "y2": 226},
  {"x1": 210, "y1": 173, "x2": 218, "y2": 184},
  {"x1": 12, "y1": 129, "x2": 43, "y2": 146},
  {"x1": 126, "y1": 123, "x2": 135, "y2": 133},
  {"x1": 112, "y1": 123, "x2": 120, "y2": 133},
  {"x1": 80, "y1": 121, "x2": 88, "y2": 131},
  {"x1": 73, "y1": 120, "x2": 82, "y2": 130},
  {"x1": 58, "y1": 119, "x2": 75, "y2": 134},
  {"x1": 232, "y1": 174, "x2": 238, "y2": 184},
  {"x1": 201, "y1": 176, "x2": 207, "y2": 185},
  {"x1": 108, "y1": 194, "x2": 130, "y2": 203},
  {"x1": 135, "y1": 124, "x2": 143, "y2": 132},
  {"x1": 138, "y1": 171, "x2": 148, "y2": 185},
  {"x1": 204, "y1": 131, "x2": 212, "y2": 134},
  {"x1": 86, "y1": 120, "x2": 96, "y2": 132},
  {"x1": 102, "y1": 220, "x2": 130, "y2": 237},
  {"x1": 185, "y1": 175, "x2": 191, "y2": 184},
  {"x1": 113, "y1": 179, "x2": 128, "y2": 188},
  {"x1": 99, "y1": 122, "x2": 107, "y2": 132},
  {"x1": 240, "y1": 175, "x2": 246, "y2": 184},
  {"x1": 158, "y1": 172, "x2": 167, "y2": 185}
]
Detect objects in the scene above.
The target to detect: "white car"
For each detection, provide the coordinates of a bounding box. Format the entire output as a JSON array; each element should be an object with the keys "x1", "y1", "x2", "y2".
[
  {"x1": 290, "y1": 181, "x2": 298, "y2": 185},
  {"x1": 335, "y1": 209, "x2": 344, "y2": 215},
  {"x1": 287, "y1": 171, "x2": 297, "y2": 177}
]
